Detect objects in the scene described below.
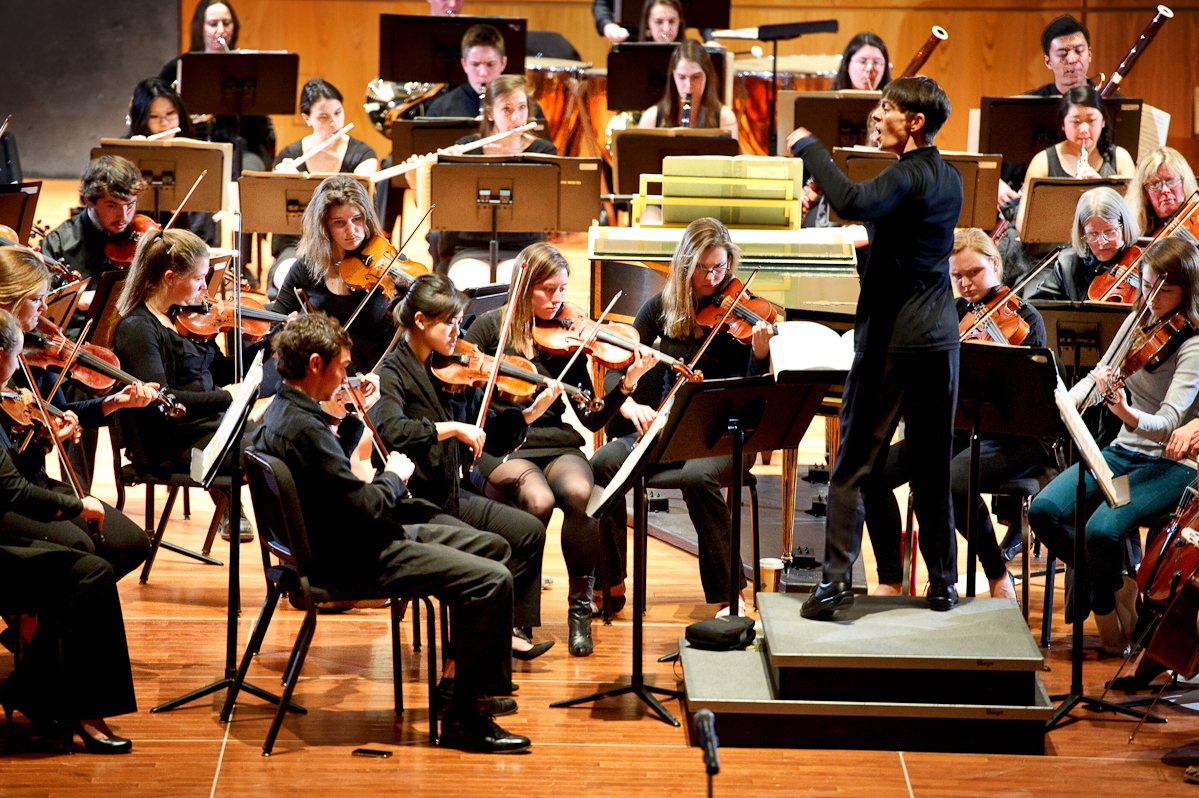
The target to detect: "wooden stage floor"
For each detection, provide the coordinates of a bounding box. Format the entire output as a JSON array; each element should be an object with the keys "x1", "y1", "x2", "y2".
[{"x1": 4, "y1": 181, "x2": 1199, "y2": 795}]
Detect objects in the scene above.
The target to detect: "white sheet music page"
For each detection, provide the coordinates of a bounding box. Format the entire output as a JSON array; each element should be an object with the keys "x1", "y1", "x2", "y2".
[
  {"x1": 191, "y1": 350, "x2": 264, "y2": 485},
  {"x1": 1053, "y1": 376, "x2": 1130, "y2": 508},
  {"x1": 769, "y1": 321, "x2": 854, "y2": 374}
]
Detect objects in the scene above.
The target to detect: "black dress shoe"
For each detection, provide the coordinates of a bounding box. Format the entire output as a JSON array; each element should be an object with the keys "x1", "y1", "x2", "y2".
[
  {"x1": 999, "y1": 527, "x2": 1023, "y2": 563},
  {"x1": 437, "y1": 678, "x2": 518, "y2": 716},
  {"x1": 800, "y1": 581, "x2": 854, "y2": 620},
  {"x1": 74, "y1": 721, "x2": 132, "y2": 754},
  {"x1": 440, "y1": 714, "x2": 531, "y2": 754},
  {"x1": 927, "y1": 583, "x2": 959, "y2": 612}
]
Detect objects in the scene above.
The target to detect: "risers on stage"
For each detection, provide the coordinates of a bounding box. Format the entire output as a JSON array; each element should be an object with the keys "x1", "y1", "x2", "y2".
[{"x1": 681, "y1": 593, "x2": 1051, "y2": 754}]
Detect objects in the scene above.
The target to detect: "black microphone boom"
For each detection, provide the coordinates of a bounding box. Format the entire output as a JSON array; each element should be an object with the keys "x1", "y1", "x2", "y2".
[{"x1": 695, "y1": 708, "x2": 720, "y2": 776}]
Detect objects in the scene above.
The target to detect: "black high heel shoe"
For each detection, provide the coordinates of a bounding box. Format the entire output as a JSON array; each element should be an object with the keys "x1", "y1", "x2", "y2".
[
  {"x1": 512, "y1": 640, "x2": 554, "y2": 661},
  {"x1": 74, "y1": 721, "x2": 132, "y2": 755}
]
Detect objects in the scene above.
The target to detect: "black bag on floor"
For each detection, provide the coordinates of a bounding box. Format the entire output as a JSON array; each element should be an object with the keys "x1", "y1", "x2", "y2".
[{"x1": 685, "y1": 616, "x2": 755, "y2": 651}]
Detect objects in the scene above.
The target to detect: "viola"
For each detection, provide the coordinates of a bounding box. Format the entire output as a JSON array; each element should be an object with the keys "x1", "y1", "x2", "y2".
[
  {"x1": 694, "y1": 277, "x2": 779, "y2": 343},
  {"x1": 1087, "y1": 245, "x2": 1143, "y2": 304},
  {"x1": 1102, "y1": 309, "x2": 1190, "y2": 403},
  {"x1": 104, "y1": 214, "x2": 161, "y2": 268},
  {"x1": 171, "y1": 296, "x2": 290, "y2": 343},
  {"x1": 24, "y1": 317, "x2": 186, "y2": 418},
  {"x1": 533, "y1": 302, "x2": 701, "y2": 380},
  {"x1": 959, "y1": 286, "x2": 1031, "y2": 345},
  {"x1": 321, "y1": 375, "x2": 367, "y2": 420},
  {"x1": 338, "y1": 235, "x2": 429, "y2": 299},
  {"x1": 432, "y1": 339, "x2": 602, "y2": 412}
]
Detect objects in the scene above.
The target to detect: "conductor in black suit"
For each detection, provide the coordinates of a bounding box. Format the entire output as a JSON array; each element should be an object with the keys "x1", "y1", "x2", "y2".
[{"x1": 787, "y1": 76, "x2": 965, "y2": 617}]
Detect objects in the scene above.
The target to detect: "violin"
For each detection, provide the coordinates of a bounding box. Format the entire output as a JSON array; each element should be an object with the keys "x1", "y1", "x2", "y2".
[
  {"x1": 171, "y1": 296, "x2": 290, "y2": 343},
  {"x1": 104, "y1": 214, "x2": 161, "y2": 268},
  {"x1": 338, "y1": 235, "x2": 429, "y2": 299},
  {"x1": 432, "y1": 339, "x2": 602, "y2": 412},
  {"x1": 0, "y1": 227, "x2": 81, "y2": 285},
  {"x1": 958, "y1": 286, "x2": 1031, "y2": 345},
  {"x1": 321, "y1": 375, "x2": 368, "y2": 420},
  {"x1": 1087, "y1": 245, "x2": 1143, "y2": 304},
  {"x1": 694, "y1": 277, "x2": 779, "y2": 342},
  {"x1": 533, "y1": 302, "x2": 701, "y2": 380},
  {"x1": 0, "y1": 387, "x2": 70, "y2": 432},
  {"x1": 24, "y1": 317, "x2": 185, "y2": 417},
  {"x1": 1101, "y1": 308, "x2": 1190, "y2": 403}
]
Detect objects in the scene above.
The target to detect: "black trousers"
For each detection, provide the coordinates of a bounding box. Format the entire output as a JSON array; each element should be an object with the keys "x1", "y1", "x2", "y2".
[
  {"x1": 864, "y1": 434, "x2": 1048, "y2": 584},
  {"x1": 0, "y1": 538, "x2": 137, "y2": 721},
  {"x1": 591, "y1": 434, "x2": 750, "y2": 604},
  {"x1": 375, "y1": 523, "x2": 513, "y2": 701},
  {"x1": 0, "y1": 500, "x2": 149, "y2": 583},
  {"x1": 824, "y1": 348, "x2": 959, "y2": 588}
]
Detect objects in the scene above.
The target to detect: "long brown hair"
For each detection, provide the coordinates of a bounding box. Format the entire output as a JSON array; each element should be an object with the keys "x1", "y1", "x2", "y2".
[
  {"x1": 296, "y1": 175, "x2": 383, "y2": 281},
  {"x1": 662, "y1": 217, "x2": 740, "y2": 339},
  {"x1": 654, "y1": 40, "x2": 723, "y2": 130},
  {"x1": 1138, "y1": 237, "x2": 1199, "y2": 329},
  {"x1": 638, "y1": 0, "x2": 686, "y2": 42},
  {"x1": 504, "y1": 242, "x2": 570, "y2": 358},
  {"x1": 116, "y1": 229, "x2": 209, "y2": 316},
  {"x1": 479, "y1": 75, "x2": 531, "y2": 139},
  {"x1": 0, "y1": 247, "x2": 49, "y2": 311}
]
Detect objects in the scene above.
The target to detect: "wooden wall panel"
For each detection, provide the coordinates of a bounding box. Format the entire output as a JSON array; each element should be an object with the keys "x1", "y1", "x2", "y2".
[{"x1": 179, "y1": 1, "x2": 1197, "y2": 168}]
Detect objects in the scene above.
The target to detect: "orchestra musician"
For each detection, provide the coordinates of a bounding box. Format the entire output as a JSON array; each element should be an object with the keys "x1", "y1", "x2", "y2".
[
  {"x1": 595, "y1": 0, "x2": 713, "y2": 44},
  {"x1": 157, "y1": 0, "x2": 276, "y2": 174},
  {"x1": 788, "y1": 76, "x2": 964, "y2": 617},
  {"x1": 1029, "y1": 237, "x2": 1199, "y2": 656},
  {"x1": 112, "y1": 228, "x2": 255, "y2": 542},
  {"x1": 638, "y1": 39, "x2": 736, "y2": 139},
  {"x1": 251, "y1": 312, "x2": 532, "y2": 754},
  {"x1": 1029, "y1": 187, "x2": 1141, "y2": 302},
  {"x1": 370, "y1": 273, "x2": 558, "y2": 659},
  {"x1": 425, "y1": 24, "x2": 546, "y2": 122},
  {"x1": 0, "y1": 246, "x2": 154, "y2": 581},
  {"x1": 1126, "y1": 147, "x2": 1199, "y2": 238},
  {"x1": 267, "y1": 79, "x2": 378, "y2": 298},
  {"x1": 434, "y1": 75, "x2": 557, "y2": 287},
  {"x1": 0, "y1": 308, "x2": 136, "y2": 756},
  {"x1": 862, "y1": 229, "x2": 1049, "y2": 600},
  {"x1": 832, "y1": 32, "x2": 892, "y2": 91},
  {"x1": 427, "y1": 0, "x2": 464, "y2": 14},
  {"x1": 462, "y1": 243, "x2": 660, "y2": 653},
  {"x1": 590, "y1": 218, "x2": 771, "y2": 618}
]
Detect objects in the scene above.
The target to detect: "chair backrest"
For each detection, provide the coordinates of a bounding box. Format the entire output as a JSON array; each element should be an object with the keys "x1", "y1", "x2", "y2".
[{"x1": 244, "y1": 450, "x2": 311, "y2": 576}]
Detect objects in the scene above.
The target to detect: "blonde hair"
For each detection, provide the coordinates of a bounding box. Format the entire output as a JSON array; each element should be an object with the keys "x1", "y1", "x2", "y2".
[
  {"x1": 662, "y1": 217, "x2": 740, "y2": 339},
  {"x1": 0, "y1": 246, "x2": 50, "y2": 311},
  {"x1": 952, "y1": 228, "x2": 1004, "y2": 283},
  {"x1": 296, "y1": 175, "x2": 383, "y2": 282},
  {"x1": 1125, "y1": 147, "x2": 1199, "y2": 234},
  {"x1": 116, "y1": 229, "x2": 209, "y2": 316},
  {"x1": 505, "y1": 242, "x2": 569, "y2": 358},
  {"x1": 480, "y1": 75, "x2": 531, "y2": 139}
]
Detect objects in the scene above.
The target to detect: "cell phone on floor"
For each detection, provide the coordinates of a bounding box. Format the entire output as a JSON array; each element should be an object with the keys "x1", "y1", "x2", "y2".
[{"x1": 351, "y1": 748, "x2": 392, "y2": 758}]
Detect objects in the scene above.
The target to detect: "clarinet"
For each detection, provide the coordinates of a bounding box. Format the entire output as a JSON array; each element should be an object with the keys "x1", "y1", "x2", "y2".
[{"x1": 680, "y1": 94, "x2": 692, "y2": 128}]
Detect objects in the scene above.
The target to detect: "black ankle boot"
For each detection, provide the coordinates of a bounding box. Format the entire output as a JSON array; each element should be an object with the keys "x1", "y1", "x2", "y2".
[{"x1": 568, "y1": 576, "x2": 594, "y2": 657}]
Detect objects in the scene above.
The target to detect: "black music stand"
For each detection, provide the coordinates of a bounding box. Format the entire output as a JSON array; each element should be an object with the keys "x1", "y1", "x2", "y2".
[
  {"x1": 606, "y1": 43, "x2": 729, "y2": 112},
  {"x1": 430, "y1": 155, "x2": 601, "y2": 282},
  {"x1": 0, "y1": 180, "x2": 41, "y2": 245},
  {"x1": 462, "y1": 283, "x2": 508, "y2": 331},
  {"x1": 953, "y1": 343, "x2": 1060, "y2": 597},
  {"x1": 1033, "y1": 301, "x2": 1132, "y2": 380},
  {"x1": 610, "y1": 128, "x2": 738, "y2": 197},
  {"x1": 392, "y1": 119, "x2": 477, "y2": 167},
  {"x1": 378, "y1": 14, "x2": 526, "y2": 85},
  {"x1": 979, "y1": 96, "x2": 1143, "y2": 167},
  {"x1": 556, "y1": 373, "x2": 835, "y2": 725},
  {"x1": 755, "y1": 20, "x2": 838, "y2": 153}
]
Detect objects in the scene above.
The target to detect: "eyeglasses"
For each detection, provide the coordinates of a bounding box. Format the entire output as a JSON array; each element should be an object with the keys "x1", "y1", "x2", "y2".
[
  {"x1": 850, "y1": 58, "x2": 886, "y2": 70},
  {"x1": 1083, "y1": 229, "x2": 1121, "y2": 245},
  {"x1": 696, "y1": 265, "x2": 728, "y2": 276},
  {"x1": 1146, "y1": 177, "x2": 1182, "y2": 194}
]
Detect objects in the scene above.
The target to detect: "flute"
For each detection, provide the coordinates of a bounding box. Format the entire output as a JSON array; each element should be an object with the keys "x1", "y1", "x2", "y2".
[
  {"x1": 370, "y1": 122, "x2": 538, "y2": 184},
  {"x1": 275, "y1": 122, "x2": 355, "y2": 171}
]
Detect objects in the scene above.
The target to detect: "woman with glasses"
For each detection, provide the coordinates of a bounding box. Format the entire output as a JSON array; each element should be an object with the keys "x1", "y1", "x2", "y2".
[
  {"x1": 833, "y1": 32, "x2": 892, "y2": 91},
  {"x1": 1030, "y1": 187, "x2": 1141, "y2": 302},
  {"x1": 1126, "y1": 147, "x2": 1198, "y2": 238},
  {"x1": 590, "y1": 218, "x2": 773, "y2": 620}
]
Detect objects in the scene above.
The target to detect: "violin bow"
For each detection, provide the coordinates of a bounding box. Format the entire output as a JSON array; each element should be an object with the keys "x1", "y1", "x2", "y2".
[
  {"x1": 959, "y1": 247, "x2": 1060, "y2": 340},
  {"x1": 475, "y1": 259, "x2": 531, "y2": 428},
  {"x1": 16, "y1": 355, "x2": 86, "y2": 501},
  {"x1": 17, "y1": 320, "x2": 93, "y2": 456},
  {"x1": 1096, "y1": 192, "x2": 1199, "y2": 304},
  {"x1": 342, "y1": 205, "x2": 435, "y2": 333},
  {"x1": 553, "y1": 291, "x2": 622, "y2": 385},
  {"x1": 646, "y1": 270, "x2": 761, "y2": 431},
  {"x1": 163, "y1": 169, "x2": 208, "y2": 231},
  {"x1": 0, "y1": 116, "x2": 9, "y2": 139},
  {"x1": 343, "y1": 373, "x2": 390, "y2": 461}
]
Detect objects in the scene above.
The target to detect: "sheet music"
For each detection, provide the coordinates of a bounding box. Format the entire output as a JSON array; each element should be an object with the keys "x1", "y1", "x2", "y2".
[
  {"x1": 586, "y1": 394, "x2": 676, "y2": 519},
  {"x1": 769, "y1": 321, "x2": 853, "y2": 372},
  {"x1": 1053, "y1": 376, "x2": 1130, "y2": 508},
  {"x1": 192, "y1": 350, "x2": 263, "y2": 486}
]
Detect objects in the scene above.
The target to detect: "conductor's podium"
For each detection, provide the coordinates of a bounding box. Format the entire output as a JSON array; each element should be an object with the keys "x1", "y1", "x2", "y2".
[{"x1": 681, "y1": 594, "x2": 1051, "y2": 754}]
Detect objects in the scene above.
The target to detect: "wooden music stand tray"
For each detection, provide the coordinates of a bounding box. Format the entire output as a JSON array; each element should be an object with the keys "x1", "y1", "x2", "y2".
[
  {"x1": 238, "y1": 171, "x2": 372, "y2": 237},
  {"x1": 1021, "y1": 177, "x2": 1131, "y2": 244}
]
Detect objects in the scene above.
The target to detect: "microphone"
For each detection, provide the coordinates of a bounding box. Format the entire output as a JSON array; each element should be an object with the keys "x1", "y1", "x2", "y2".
[
  {"x1": 681, "y1": 93, "x2": 692, "y2": 128},
  {"x1": 695, "y1": 709, "x2": 720, "y2": 775}
]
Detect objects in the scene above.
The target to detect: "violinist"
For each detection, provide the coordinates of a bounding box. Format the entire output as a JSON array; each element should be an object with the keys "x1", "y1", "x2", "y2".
[
  {"x1": 862, "y1": 229, "x2": 1049, "y2": 600},
  {"x1": 590, "y1": 218, "x2": 771, "y2": 618},
  {"x1": 268, "y1": 175, "x2": 397, "y2": 376},
  {"x1": 0, "y1": 308, "x2": 137, "y2": 755},
  {"x1": 1030, "y1": 238, "x2": 1199, "y2": 655},
  {"x1": 434, "y1": 75, "x2": 556, "y2": 287},
  {"x1": 638, "y1": 40, "x2": 737, "y2": 138},
  {"x1": 112, "y1": 229, "x2": 255, "y2": 542},
  {"x1": 267, "y1": 79, "x2": 378, "y2": 298},
  {"x1": 370, "y1": 274, "x2": 558, "y2": 659},
  {"x1": 789, "y1": 76, "x2": 963, "y2": 617},
  {"x1": 462, "y1": 243, "x2": 660, "y2": 655},
  {"x1": 0, "y1": 246, "x2": 154, "y2": 579},
  {"x1": 1029, "y1": 187, "x2": 1141, "y2": 302},
  {"x1": 1125, "y1": 147, "x2": 1198, "y2": 239}
]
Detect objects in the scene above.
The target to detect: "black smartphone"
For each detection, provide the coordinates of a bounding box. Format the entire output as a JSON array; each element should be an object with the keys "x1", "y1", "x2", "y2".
[{"x1": 351, "y1": 748, "x2": 392, "y2": 758}]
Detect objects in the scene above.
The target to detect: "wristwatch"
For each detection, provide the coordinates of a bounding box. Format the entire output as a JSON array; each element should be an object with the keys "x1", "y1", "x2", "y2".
[{"x1": 619, "y1": 376, "x2": 638, "y2": 395}]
